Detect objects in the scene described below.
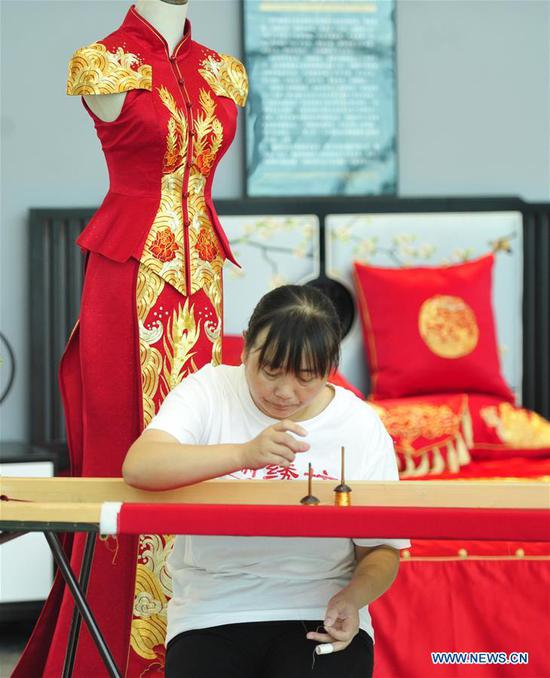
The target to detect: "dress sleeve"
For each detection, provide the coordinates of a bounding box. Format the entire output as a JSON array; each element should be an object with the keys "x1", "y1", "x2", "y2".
[
  {"x1": 353, "y1": 405, "x2": 411, "y2": 550},
  {"x1": 145, "y1": 367, "x2": 214, "y2": 445},
  {"x1": 198, "y1": 53, "x2": 248, "y2": 107},
  {"x1": 66, "y1": 42, "x2": 152, "y2": 96}
]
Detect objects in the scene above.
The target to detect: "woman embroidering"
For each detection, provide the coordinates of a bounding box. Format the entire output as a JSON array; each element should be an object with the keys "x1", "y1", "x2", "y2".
[{"x1": 124, "y1": 284, "x2": 410, "y2": 678}]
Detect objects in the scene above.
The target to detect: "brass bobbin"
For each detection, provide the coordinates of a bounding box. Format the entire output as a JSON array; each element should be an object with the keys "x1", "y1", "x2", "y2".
[{"x1": 334, "y1": 484, "x2": 352, "y2": 507}]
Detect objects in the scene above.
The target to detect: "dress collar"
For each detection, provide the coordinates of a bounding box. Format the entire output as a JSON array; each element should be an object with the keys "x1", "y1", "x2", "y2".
[{"x1": 123, "y1": 4, "x2": 192, "y2": 60}]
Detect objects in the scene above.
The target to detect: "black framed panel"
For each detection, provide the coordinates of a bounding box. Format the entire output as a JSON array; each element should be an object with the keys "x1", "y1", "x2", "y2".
[{"x1": 28, "y1": 196, "x2": 550, "y2": 463}]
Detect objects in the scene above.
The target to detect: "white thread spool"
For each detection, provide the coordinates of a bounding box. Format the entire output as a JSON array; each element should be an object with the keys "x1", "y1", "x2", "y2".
[{"x1": 315, "y1": 643, "x2": 334, "y2": 655}]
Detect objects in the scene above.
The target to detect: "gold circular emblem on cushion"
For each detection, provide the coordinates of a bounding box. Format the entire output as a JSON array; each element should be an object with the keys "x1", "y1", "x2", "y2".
[{"x1": 418, "y1": 295, "x2": 479, "y2": 359}]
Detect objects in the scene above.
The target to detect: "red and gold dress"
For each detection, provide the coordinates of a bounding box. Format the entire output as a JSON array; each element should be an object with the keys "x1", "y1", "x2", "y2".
[{"x1": 14, "y1": 5, "x2": 247, "y2": 677}]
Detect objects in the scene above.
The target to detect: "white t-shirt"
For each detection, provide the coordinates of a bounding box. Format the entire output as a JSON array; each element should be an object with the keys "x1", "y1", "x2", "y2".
[{"x1": 147, "y1": 364, "x2": 410, "y2": 643}]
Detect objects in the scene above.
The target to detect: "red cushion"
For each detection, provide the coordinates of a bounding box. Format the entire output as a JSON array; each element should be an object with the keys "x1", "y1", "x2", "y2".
[
  {"x1": 370, "y1": 393, "x2": 471, "y2": 477},
  {"x1": 221, "y1": 334, "x2": 244, "y2": 366},
  {"x1": 327, "y1": 371, "x2": 365, "y2": 399},
  {"x1": 353, "y1": 254, "x2": 514, "y2": 401}
]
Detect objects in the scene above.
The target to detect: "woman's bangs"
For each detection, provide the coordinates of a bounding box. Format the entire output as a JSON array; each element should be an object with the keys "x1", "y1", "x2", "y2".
[
  {"x1": 257, "y1": 321, "x2": 294, "y2": 371},
  {"x1": 257, "y1": 316, "x2": 333, "y2": 377}
]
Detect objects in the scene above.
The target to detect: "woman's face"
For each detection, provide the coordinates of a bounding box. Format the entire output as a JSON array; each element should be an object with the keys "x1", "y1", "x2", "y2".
[{"x1": 242, "y1": 331, "x2": 328, "y2": 420}]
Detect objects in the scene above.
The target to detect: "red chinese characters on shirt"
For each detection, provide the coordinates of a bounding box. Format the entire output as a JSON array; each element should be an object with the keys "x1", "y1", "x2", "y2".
[
  {"x1": 234, "y1": 466, "x2": 337, "y2": 481},
  {"x1": 264, "y1": 464, "x2": 300, "y2": 480}
]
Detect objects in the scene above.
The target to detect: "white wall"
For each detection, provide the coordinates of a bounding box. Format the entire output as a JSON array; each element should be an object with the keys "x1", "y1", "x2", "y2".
[
  {"x1": 397, "y1": 0, "x2": 550, "y2": 198},
  {"x1": 1, "y1": 0, "x2": 549, "y2": 440}
]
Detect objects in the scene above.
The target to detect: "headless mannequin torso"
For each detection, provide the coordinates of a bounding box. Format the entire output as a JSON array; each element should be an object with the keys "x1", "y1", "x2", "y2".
[{"x1": 84, "y1": 0, "x2": 188, "y2": 122}]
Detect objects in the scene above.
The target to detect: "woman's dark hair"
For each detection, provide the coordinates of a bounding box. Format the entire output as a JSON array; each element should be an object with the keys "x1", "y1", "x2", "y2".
[{"x1": 244, "y1": 285, "x2": 341, "y2": 377}]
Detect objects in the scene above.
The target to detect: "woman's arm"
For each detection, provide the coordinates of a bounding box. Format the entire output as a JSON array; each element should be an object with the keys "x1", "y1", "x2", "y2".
[
  {"x1": 123, "y1": 419, "x2": 310, "y2": 491},
  {"x1": 336, "y1": 544, "x2": 400, "y2": 610},
  {"x1": 122, "y1": 429, "x2": 244, "y2": 490},
  {"x1": 307, "y1": 545, "x2": 400, "y2": 651}
]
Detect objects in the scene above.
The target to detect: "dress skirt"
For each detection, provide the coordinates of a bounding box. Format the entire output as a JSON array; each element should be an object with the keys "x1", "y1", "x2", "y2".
[{"x1": 14, "y1": 252, "x2": 222, "y2": 677}]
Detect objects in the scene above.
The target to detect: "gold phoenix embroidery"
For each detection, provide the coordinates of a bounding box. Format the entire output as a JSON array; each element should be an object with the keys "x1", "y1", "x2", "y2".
[
  {"x1": 199, "y1": 53, "x2": 248, "y2": 107},
  {"x1": 132, "y1": 284, "x2": 203, "y2": 663},
  {"x1": 130, "y1": 535, "x2": 175, "y2": 661},
  {"x1": 373, "y1": 403, "x2": 460, "y2": 455},
  {"x1": 140, "y1": 84, "x2": 226, "y2": 359},
  {"x1": 418, "y1": 295, "x2": 479, "y2": 359},
  {"x1": 141, "y1": 86, "x2": 188, "y2": 297},
  {"x1": 480, "y1": 402, "x2": 550, "y2": 448},
  {"x1": 160, "y1": 299, "x2": 201, "y2": 398},
  {"x1": 66, "y1": 42, "x2": 152, "y2": 95},
  {"x1": 188, "y1": 88, "x2": 225, "y2": 364}
]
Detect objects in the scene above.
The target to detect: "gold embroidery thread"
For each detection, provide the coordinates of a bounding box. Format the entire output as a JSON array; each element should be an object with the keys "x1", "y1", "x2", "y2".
[{"x1": 67, "y1": 42, "x2": 152, "y2": 95}]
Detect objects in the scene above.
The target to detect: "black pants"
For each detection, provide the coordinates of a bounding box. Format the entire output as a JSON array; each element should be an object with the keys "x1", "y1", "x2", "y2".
[{"x1": 165, "y1": 620, "x2": 374, "y2": 678}]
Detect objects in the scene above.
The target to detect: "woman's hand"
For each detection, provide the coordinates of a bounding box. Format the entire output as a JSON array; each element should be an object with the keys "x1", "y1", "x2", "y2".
[
  {"x1": 240, "y1": 420, "x2": 310, "y2": 470},
  {"x1": 306, "y1": 593, "x2": 360, "y2": 653},
  {"x1": 307, "y1": 546, "x2": 401, "y2": 654}
]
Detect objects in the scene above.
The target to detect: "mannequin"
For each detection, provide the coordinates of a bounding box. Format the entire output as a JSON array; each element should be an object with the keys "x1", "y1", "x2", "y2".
[
  {"x1": 84, "y1": 0, "x2": 189, "y2": 122},
  {"x1": 14, "y1": 2, "x2": 248, "y2": 675}
]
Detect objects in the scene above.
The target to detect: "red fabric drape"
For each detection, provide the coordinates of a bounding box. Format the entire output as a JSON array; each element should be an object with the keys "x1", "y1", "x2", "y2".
[
  {"x1": 116, "y1": 504, "x2": 550, "y2": 542},
  {"x1": 372, "y1": 456, "x2": 550, "y2": 677},
  {"x1": 371, "y1": 557, "x2": 550, "y2": 677}
]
